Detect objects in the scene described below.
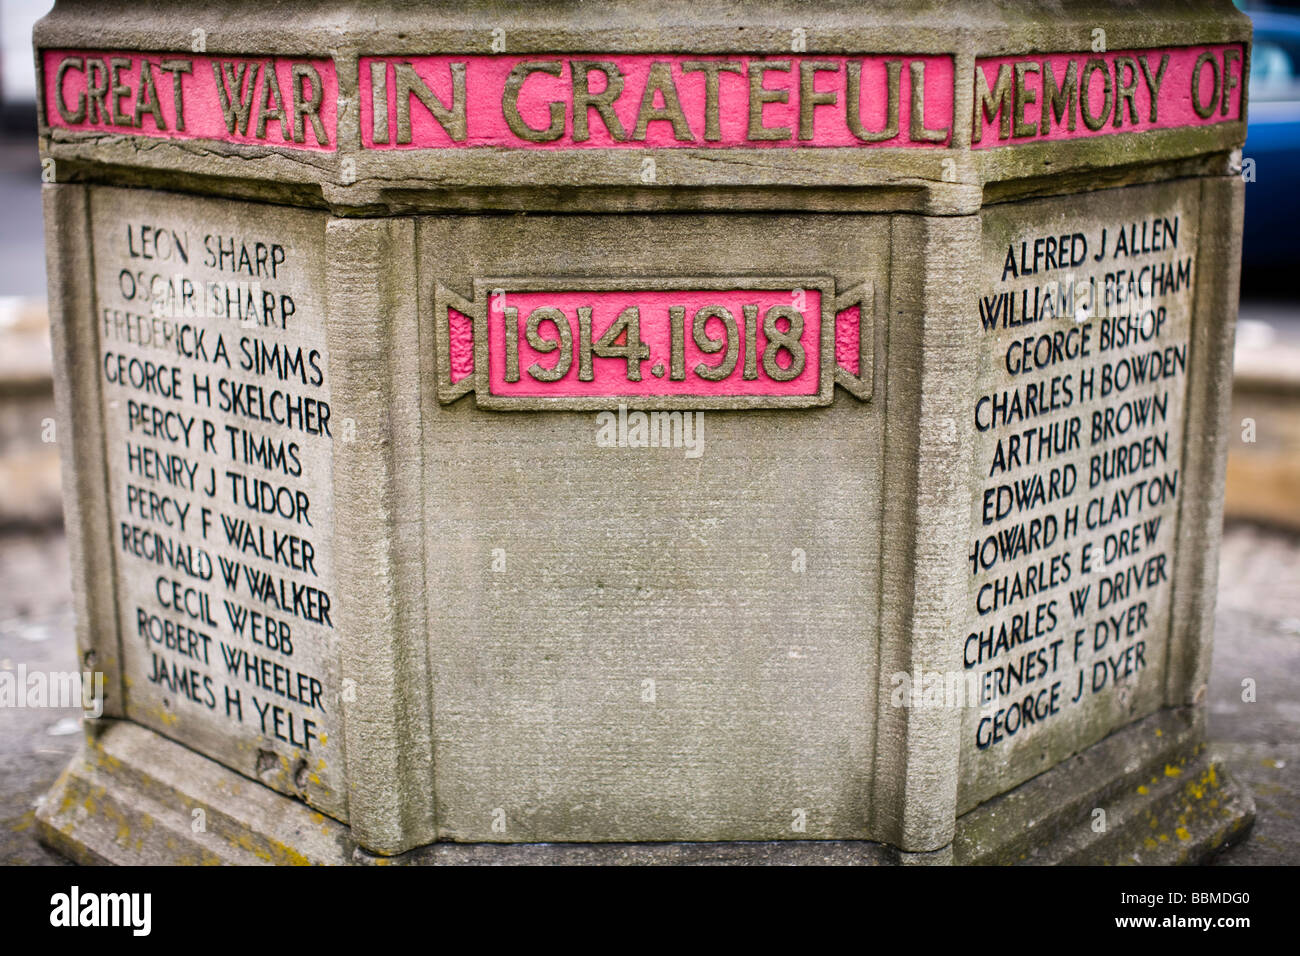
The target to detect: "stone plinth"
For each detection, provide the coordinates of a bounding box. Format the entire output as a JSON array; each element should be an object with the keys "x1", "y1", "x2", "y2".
[{"x1": 33, "y1": 0, "x2": 1253, "y2": 864}]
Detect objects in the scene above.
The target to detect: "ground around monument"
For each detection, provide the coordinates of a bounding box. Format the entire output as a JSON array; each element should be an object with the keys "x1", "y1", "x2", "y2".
[{"x1": 1, "y1": 521, "x2": 1296, "y2": 866}]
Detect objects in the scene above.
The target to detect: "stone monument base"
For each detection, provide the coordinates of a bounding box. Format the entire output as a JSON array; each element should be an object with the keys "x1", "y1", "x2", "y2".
[{"x1": 37, "y1": 708, "x2": 1252, "y2": 865}]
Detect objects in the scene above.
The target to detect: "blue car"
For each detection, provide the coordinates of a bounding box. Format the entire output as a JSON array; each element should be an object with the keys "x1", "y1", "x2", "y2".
[{"x1": 1241, "y1": 3, "x2": 1300, "y2": 272}]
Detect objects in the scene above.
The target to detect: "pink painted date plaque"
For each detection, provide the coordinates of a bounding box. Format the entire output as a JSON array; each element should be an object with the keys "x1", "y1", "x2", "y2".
[{"x1": 434, "y1": 278, "x2": 875, "y2": 410}]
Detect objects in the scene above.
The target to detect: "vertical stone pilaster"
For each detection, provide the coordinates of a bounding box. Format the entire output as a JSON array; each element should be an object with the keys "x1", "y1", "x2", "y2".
[
  {"x1": 1165, "y1": 174, "x2": 1245, "y2": 707},
  {"x1": 326, "y1": 217, "x2": 435, "y2": 853},
  {"x1": 872, "y1": 212, "x2": 981, "y2": 851},
  {"x1": 43, "y1": 182, "x2": 124, "y2": 722}
]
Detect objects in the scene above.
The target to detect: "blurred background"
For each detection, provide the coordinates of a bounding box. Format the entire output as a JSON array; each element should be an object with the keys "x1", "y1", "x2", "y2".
[{"x1": 0, "y1": 0, "x2": 1296, "y2": 864}]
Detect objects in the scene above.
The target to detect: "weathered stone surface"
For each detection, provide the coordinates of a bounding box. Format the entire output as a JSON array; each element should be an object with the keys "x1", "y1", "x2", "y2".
[
  {"x1": 31, "y1": 0, "x2": 1255, "y2": 864},
  {"x1": 38, "y1": 722, "x2": 351, "y2": 865},
  {"x1": 34, "y1": 699, "x2": 1255, "y2": 865},
  {"x1": 417, "y1": 214, "x2": 888, "y2": 843},
  {"x1": 960, "y1": 181, "x2": 1199, "y2": 808},
  {"x1": 88, "y1": 188, "x2": 345, "y2": 819},
  {"x1": 33, "y1": 1, "x2": 1250, "y2": 214},
  {"x1": 956, "y1": 708, "x2": 1254, "y2": 864}
]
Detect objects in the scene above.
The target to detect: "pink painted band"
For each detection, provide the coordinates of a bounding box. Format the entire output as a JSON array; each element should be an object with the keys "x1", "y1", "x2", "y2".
[
  {"x1": 43, "y1": 50, "x2": 338, "y2": 151},
  {"x1": 973, "y1": 44, "x2": 1244, "y2": 148},
  {"x1": 834, "y1": 305, "x2": 862, "y2": 377},
  {"x1": 486, "y1": 289, "x2": 822, "y2": 398},
  {"x1": 360, "y1": 54, "x2": 954, "y2": 149},
  {"x1": 40, "y1": 45, "x2": 1245, "y2": 154}
]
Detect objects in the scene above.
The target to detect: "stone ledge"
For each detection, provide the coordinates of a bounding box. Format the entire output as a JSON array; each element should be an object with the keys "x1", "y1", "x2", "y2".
[
  {"x1": 955, "y1": 708, "x2": 1255, "y2": 864},
  {"x1": 36, "y1": 721, "x2": 355, "y2": 865},
  {"x1": 38, "y1": 711, "x2": 1252, "y2": 865}
]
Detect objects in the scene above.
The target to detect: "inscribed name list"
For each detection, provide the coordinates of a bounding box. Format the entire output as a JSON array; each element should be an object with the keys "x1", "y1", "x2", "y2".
[
  {"x1": 92, "y1": 188, "x2": 343, "y2": 816},
  {"x1": 959, "y1": 182, "x2": 1196, "y2": 806}
]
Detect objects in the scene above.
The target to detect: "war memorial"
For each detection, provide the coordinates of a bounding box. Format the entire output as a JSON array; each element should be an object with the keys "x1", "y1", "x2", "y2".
[{"x1": 30, "y1": 0, "x2": 1255, "y2": 865}]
